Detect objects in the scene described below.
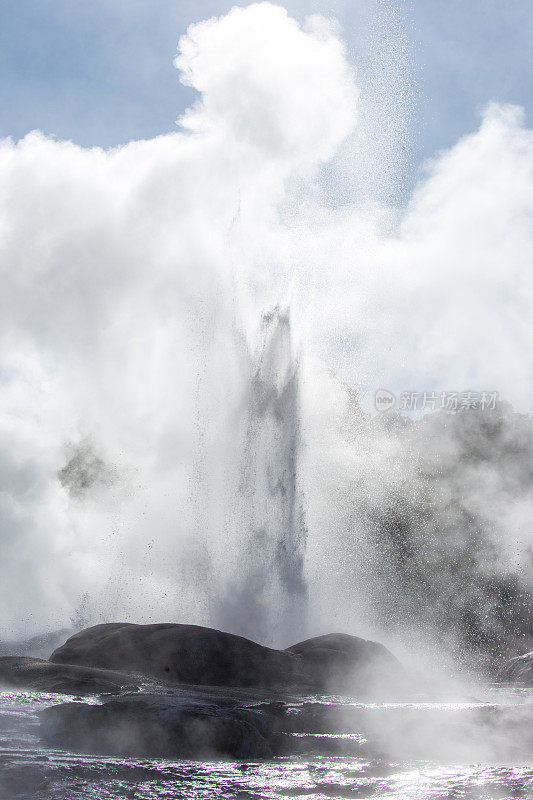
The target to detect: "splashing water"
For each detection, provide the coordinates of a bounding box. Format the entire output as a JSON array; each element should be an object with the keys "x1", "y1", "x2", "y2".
[
  {"x1": 1, "y1": 2, "x2": 533, "y2": 676},
  {"x1": 213, "y1": 307, "x2": 307, "y2": 646}
]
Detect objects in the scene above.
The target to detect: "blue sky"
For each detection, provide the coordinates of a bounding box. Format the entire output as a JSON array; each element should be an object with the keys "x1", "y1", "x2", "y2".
[{"x1": 1, "y1": 0, "x2": 532, "y2": 192}]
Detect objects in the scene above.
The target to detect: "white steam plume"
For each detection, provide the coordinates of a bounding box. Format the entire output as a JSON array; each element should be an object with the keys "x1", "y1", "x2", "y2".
[{"x1": 0, "y1": 3, "x2": 532, "y2": 667}]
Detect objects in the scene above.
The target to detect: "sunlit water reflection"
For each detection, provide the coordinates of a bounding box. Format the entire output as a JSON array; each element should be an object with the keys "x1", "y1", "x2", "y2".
[{"x1": 2, "y1": 689, "x2": 533, "y2": 799}]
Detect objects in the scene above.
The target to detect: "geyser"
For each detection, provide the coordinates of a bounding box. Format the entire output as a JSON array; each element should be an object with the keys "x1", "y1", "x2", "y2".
[
  {"x1": 2, "y1": 1, "x2": 533, "y2": 796},
  {"x1": 214, "y1": 306, "x2": 308, "y2": 646},
  {"x1": 0, "y1": 2, "x2": 532, "y2": 681}
]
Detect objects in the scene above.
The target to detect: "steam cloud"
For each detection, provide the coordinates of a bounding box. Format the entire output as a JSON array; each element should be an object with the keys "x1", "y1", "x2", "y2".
[{"x1": 1, "y1": 3, "x2": 533, "y2": 666}]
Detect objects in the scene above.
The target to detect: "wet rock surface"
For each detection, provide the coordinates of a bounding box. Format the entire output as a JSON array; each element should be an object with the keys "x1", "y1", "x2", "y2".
[
  {"x1": 51, "y1": 623, "x2": 302, "y2": 690},
  {"x1": 50, "y1": 623, "x2": 402, "y2": 694},
  {"x1": 40, "y1": 693, "x2": 284, "y2": 759},
  {"x1": 286, "y1": 632, "x2": 405, "y2": 694},
  {"x1": 38, "y1": 688, "x2": 533, "y2": 762},
  {"x1": 0, "y1": 656, "x2": 139, "y2": 695},
  {"x1": 0, "y1": 623, "x2": 418, "y2": 761},
  {"x1": 2, "y1": 622, "x2": 533, "y2": 764}
]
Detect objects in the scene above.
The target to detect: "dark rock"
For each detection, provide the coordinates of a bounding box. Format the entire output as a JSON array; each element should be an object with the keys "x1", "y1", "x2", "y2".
[
  {"x1": 495, "y1": 651, "x2": 533, "y2": 685},
  {"x1": 51, "y1": 623, "x2": 303, "y2": 690},
  {"x1": 50, "y1": 623, "x2": 402, "y2": 695},
  {"x1": 0, "y1": 656, "x2": 139, "y2": 695},
  {"x1": 37, "y1": 688, "x2": 533, "y2": 764},
  {"x1": 40, "y1": 693, "x2": 283, "y2": 759},
  {"x1": 286, "y1": 632, "x2": 405, "y2": 694}
]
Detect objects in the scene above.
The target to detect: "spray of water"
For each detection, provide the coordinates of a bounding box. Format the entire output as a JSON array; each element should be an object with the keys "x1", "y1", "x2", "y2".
[
  {"x1": 1, "y1": 4, "x2": 533, "y2": 676},
  {"x1": 213, "y1": 307, "x2": 307, "y2": 645}
]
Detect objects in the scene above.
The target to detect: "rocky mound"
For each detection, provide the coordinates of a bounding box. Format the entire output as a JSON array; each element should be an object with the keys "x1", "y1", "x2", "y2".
[
  {"x1": 51, "y1": 623, "x2": 302, "y2": 690},
  {"x1": 35, "y1": 625, "x2": 408, "y2": 760},
  {"x1": 50, "y1": 623, "x2": 402, "y2": 693},
  {"x1": 40, "y1": 693, "x2": 284, "y2": 759},
  {"x1": 41, "y1": 689, "x2": 533, "y2": 762},
  {"x1": 286, "y1": 632, "x2": 405, "y2": 694}
]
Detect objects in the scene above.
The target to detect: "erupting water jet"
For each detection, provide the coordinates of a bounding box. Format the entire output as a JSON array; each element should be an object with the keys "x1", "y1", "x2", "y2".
[{"x1": 214, "y1": 307, "x2": 308, "y2": 646}]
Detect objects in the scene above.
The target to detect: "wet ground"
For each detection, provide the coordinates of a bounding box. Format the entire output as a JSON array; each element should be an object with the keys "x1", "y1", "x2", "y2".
[{"x1": 2, "y1": 688, "x2": 533, "y2": 799}]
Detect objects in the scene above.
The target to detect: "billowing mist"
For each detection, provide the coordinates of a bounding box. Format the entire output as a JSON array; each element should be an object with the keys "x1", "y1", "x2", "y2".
[{"x1": 1, "y1": 2, "x2": 533, "y2": 674}]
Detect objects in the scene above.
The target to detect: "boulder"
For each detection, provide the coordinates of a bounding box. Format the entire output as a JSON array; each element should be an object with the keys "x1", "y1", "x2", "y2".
[
  {"x1": 50, "y1": 623, "x2": 404, "y2": 695},
  {"x1": 0, "y1": 656, "x2": 138, "y2": 695},
  {"x1": 35, "y1": 625, "x2": 409, "y2": 760},
  {"x1": 496, "y1": 651, "x2": 533, "y2": 685},
  {"x1": 40, "y1": 693, "x2": 283, "y2": 759},
  {"x1": 37, "y1": 688, "x2": 533, "y2": 764},
  {"x1": 286, "y1": 633, "x2": 405, "y2": 694},
  {"x1": 50, "y1": 623, "x2": 303, "y2": 690}
]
